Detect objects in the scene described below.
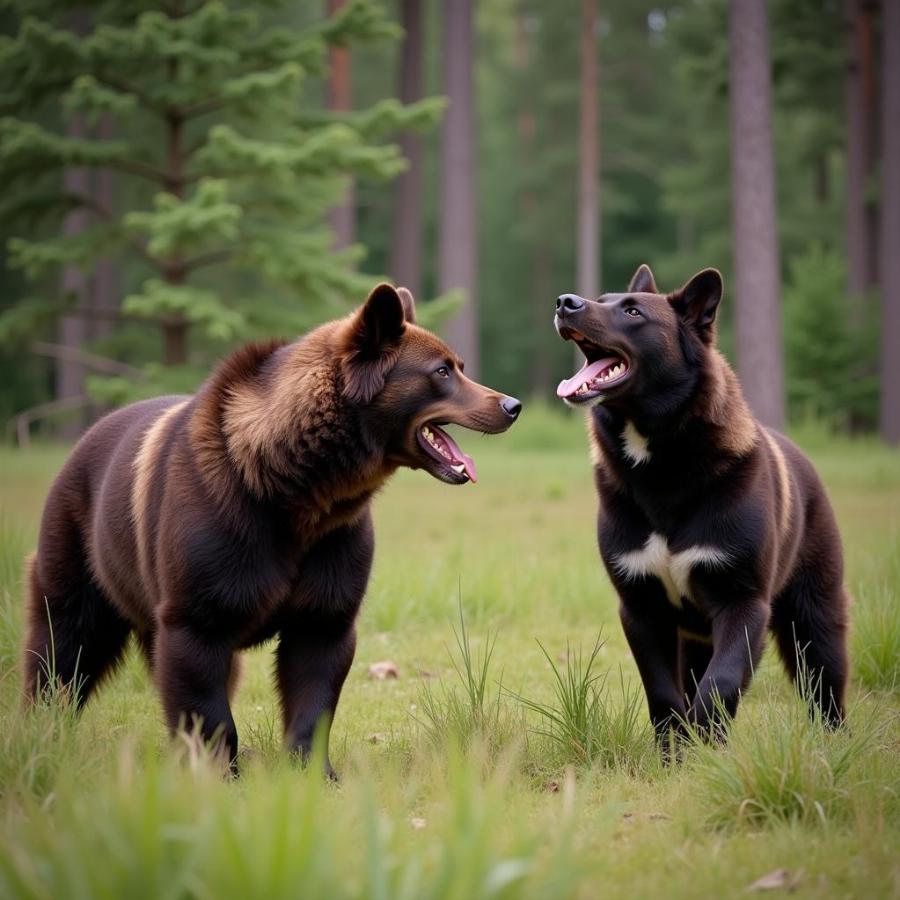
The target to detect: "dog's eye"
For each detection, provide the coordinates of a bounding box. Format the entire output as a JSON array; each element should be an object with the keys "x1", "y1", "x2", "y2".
[
  {"x1": 435, "y1": 366, "x2": 450, "y2": 378},
  {"x1": 624, "y1": 306, "x2": 642, "y2": 318}
]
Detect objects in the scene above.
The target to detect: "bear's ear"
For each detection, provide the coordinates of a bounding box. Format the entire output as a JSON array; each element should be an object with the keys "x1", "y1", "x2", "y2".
[
  {"x1": 627, "y1": 263, "x2": 659, "y2": 294},
  {"x1": 396, "y1": 286, "x2": 417, "y2": 324},
  {"x1": 350, "y1": 283, "x2": 406, "y2": 352},
  {"x1": 340, "y1": 283, "x2": 406, "y2": 403},
  {"x1": 668, "y1": 268, "x2": 723, "y2": 342}
]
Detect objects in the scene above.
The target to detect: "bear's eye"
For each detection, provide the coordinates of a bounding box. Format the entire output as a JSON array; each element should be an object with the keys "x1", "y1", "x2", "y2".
[
  {"x1": 435, "y1": 365, "x2": 450, "y2": 378},
  {"x1": 623, "y1": 306, "x2": 642, "y2": 318}
]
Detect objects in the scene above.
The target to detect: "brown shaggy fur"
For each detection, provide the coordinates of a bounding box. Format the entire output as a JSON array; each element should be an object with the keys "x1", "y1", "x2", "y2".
[{"x1": 23, "y1": 284, "x2": 520, "y2": 774}]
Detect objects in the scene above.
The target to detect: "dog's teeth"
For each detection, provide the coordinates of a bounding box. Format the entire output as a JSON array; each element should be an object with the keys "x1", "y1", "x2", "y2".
[{"x1": 451, "y1": 463, "x2": 465, "y2": 474}]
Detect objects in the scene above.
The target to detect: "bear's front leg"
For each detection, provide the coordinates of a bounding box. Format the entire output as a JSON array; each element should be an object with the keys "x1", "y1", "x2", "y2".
[
  {"x1": 155, "y1": 622, "x2": 239, "y2": 768},
  {"x1": 277, "y1": 515, "x2": 374, "y2": 778},
  {"x1": 277, "y1": 619, "x2": 357, "y2": 779}
]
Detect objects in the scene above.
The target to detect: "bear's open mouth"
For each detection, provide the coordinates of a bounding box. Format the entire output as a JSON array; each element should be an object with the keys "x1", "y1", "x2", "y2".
[
  {"x1": 556, "y1": 330, "x2": 631, "y2": 404},
  {"x1": 417, "y1": 423, "x2": 477, "y2": 483}
]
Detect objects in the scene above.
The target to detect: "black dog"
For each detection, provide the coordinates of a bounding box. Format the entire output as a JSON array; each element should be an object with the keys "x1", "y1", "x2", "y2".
[{"x1": 555, "y1": 264, "x2": 848, "y2": 743}]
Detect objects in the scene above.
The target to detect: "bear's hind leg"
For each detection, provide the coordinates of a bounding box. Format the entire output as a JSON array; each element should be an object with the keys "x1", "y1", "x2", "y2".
[{"x1": 23, "y1": 552, "x2": 132, "y2": 708}]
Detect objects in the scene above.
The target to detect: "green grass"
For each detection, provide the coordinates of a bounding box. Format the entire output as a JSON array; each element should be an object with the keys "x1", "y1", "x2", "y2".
[{"x1": 1, "y1": 407, "x2": 899, "y2": 898}]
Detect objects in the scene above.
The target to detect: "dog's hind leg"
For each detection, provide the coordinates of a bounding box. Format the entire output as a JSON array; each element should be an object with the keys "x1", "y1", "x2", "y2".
[
  {"x1": 770, "y1": 567, "x2": 848, "y2": 728},
  {"x1": 23, "y1": 549, "x2": 132, "y2": 708},
  {"x1": 679, "y1": 635, "x2": 713, "y2": 707}
]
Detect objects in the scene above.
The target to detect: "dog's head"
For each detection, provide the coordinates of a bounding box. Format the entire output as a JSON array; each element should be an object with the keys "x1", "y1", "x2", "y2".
[
  {"x1": 338, "y1": 283, "x2": 521, "y2": 484},
  {"x1": 554, "y1": 264, "x2": 723, "y2": 413}
]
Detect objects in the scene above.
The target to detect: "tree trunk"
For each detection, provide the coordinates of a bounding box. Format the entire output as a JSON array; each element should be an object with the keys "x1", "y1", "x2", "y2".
[
  {"x1": 438, "y1": 0, "x2": 479, "y2": 376},
  {"x1": 389, "y1": 0, "x2": 424, "y2": 297},
  {"x1": 728, "y1": 0, "x2": 785, "y2": 429},
  {"x1": 162, "y1": 86, "x2": 189, "y2": 366},
  {"x1": 516, "y1": 13, "x2": 550, "y2": 397},
  {"x1": 55, "y1": 11, "x2": 91, "y2": 439},
  {"x1": 844, "y1": 0, "x2": 878, "y2": 311},
  {"x1": 57, "y1": 119, "x2": 89, "y2": 439},
  {"x1": 861, "y1": 0, "x2": 879, "y2": 289},
  {"x1": 91, "y1": 113, "x2": 118, "y2": 342},
  {"x1": 879, "y1": 0, "x2": 900, "y2": 444},
  {"x1": 577, "y1": 0, "x2": 600, "y2": 304},
  {"x1": 328, "y1": 0, "x2": 356, "y2": 253},
  {"x1": 164, "y1": 320, "x2": 188, "y2": 367}
]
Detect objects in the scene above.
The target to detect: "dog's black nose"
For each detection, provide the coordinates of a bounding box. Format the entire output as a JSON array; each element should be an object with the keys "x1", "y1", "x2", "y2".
[
  {"x1": 500, "y1": 396, "x2": 522, "y2": 420},
  {"x1": 556, "y1": 294, "x2": 586, "y2": 314}
]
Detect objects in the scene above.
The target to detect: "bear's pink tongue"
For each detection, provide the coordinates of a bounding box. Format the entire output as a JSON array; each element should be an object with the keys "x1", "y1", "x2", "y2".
[
  {"x1": 431, "y1": 426, "x2": 478, "y2": 482},
  {"x1": 556, "y1": 356, "x2": 620, "y2": 398}
]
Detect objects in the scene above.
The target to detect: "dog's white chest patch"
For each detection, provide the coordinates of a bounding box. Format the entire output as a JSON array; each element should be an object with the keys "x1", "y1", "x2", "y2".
[
  {"x1": 611, "y1": 533, "x2": 730, "y2": 608},
  {"x1": 621, "y1": 420, "x2": 651, "y2": 465}
]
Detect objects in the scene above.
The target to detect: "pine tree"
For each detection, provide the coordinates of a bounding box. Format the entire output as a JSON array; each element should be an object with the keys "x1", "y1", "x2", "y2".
[{"x1": 0, "y1": 0, "x2": 442, "y2": 403}]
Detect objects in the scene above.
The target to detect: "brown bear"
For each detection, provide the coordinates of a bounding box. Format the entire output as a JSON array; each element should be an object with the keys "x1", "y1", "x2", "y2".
[{"x1": 24, "y1": 283, "x2": 521, "y2": 774}]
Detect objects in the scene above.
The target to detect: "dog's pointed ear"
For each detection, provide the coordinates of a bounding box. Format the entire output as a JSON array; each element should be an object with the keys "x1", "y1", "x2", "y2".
[
  {"x1": 396, "y1": 286, "x2": 417, "y2": 324},
  {"x1": 340, "y1": 283, "x2": 406, "y2": 403},
  {"x1": 669, "y1": 268, "x2": 723, "y2": 341},
  {"x1": 628, "y1": 263, "x2": 658, "y2": 294}
]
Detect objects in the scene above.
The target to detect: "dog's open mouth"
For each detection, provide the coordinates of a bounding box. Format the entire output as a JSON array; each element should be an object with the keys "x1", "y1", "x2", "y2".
[
  {"x1": 556, "y1": 330, "x2": 631, "y2": 404},
  {"x1": 417, "y1": 423, "x2": 478, "y2": 484}
]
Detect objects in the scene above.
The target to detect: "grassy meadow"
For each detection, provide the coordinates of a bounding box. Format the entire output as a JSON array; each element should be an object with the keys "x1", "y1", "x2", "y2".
[{"x1": 0, "y1": 407, "x2": 899, "y2": 899}]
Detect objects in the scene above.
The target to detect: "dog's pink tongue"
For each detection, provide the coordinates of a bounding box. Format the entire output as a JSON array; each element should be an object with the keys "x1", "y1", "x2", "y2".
[{"x1": 556, "y1": 357, "x2": 619, "y2": 398}]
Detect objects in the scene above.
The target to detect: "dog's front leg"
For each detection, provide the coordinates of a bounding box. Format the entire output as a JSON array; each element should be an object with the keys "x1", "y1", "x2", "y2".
[
  {"x1": 687, "y1": 598, "x2": 769, "y2": 736},
  {"x1": 619, "y1": 603, "x2": 685, "y2": 749}
]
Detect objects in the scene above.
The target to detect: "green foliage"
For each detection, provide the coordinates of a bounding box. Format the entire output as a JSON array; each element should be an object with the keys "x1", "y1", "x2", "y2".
[
  {"x1": 469, "y1": 0, "x2": 853, "y2": 403},
  {"x1": 0, "y1": 0, "x2": 443, "y2": 404},
  {"x1": 852, "y1": 543, "x2": 900, "y2": 693},
  {"x1": 688, "y1": 689, "x2": 887, "y2": 829},
  {"x1": 783, "y1": 246, "x2": 879, "y2": 428},
  {"x1": 511, "y1": 637, "x2": 654, "y2": 772},
  {"x1": 0, "y1": 0, "x2": 886, "y2": 433},
  {"x1": 0, "y1": 439, "x2": 899, "y2": 895},
  {"x1": 416, "y1": 602, "x2": 521, "y2": 757},
  {"x1": 0, "y1": 741, "x2": 582, "y2": 900}
]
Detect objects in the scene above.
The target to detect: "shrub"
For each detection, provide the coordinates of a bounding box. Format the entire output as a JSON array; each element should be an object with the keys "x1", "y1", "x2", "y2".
[
  {"x1": 688, "y1": 689, "x2": 883, "y2": 829},
  {"x1": 511, "y1": 637, "x2": 655, "y2": 772},
  {"x1": 783, "y1": 245, "x2": 878, "y2": 430}
]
